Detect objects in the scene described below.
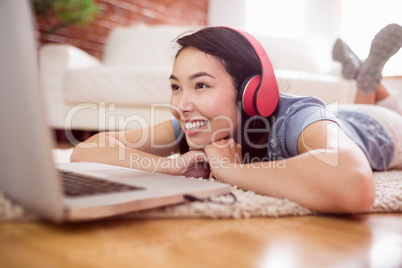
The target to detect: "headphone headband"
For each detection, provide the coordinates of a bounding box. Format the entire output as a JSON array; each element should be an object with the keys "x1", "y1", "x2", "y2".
[{"x1": 220, "y1": 26, "x2": 279, "y2": 117}]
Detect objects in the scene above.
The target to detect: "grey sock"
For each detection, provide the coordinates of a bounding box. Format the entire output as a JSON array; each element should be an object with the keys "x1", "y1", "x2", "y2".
[
  {"x1": 357, "y1": 23, "x2": 402, "y2": 94},
  {"x1": 332, "y1": 38, "x2": 362, "y2": 79}
]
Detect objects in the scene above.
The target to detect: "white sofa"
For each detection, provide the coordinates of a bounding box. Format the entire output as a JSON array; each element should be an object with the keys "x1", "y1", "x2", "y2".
[{"x1": 39, "y1": 25, "x2": 357, "y2": 131}]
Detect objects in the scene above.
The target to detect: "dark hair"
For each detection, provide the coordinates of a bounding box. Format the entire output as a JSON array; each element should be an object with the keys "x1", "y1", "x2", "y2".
[
  {"x1": 175, "y1": 27, "x2": 272, "y2": 161},
  {"x1": 176, "y1": 27, "x2": 260, "y2": 95}
]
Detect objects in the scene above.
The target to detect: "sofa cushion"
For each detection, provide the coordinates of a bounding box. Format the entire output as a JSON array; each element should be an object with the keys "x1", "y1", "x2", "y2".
[
  {"x1": 275, "y1": 70, "x2": 357, "y2": 104},
  {"x1": 65, "y1": 66, "x2": 172, "y2": 105},
  {"x1": 256, "y1": 35, "x2": 332, "y2": 74},
  {"x1": 65, "y1": 66, "x2": 356, "y2": 107},
  {"x1": 102, "y1": 25, "x2": 191, "y2": 68}
]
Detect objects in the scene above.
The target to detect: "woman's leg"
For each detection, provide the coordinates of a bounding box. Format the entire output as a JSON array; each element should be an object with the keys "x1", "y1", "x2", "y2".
[
  {"x1": 376, "y1": 88, "x2": 402, "y2": 115},
  {"x1": 354, "y1": 83, "x2": 390, "y2": 104},
  {"x1": 353, "y1": 81, "x2": 402, "y2": 115},
  {"x1": 354, "y1": 82, "x2": 402, "y2": 116},
  {"x1": 333, "y1": 23, "x2": 402, "y2": 111}
]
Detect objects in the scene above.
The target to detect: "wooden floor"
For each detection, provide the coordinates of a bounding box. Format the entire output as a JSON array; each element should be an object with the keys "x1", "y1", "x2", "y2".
[
  {"x1": 3, "y1": 143, "x2": 399, "y2": 267},
  {"x1": 0, "y1": 213, "x2": 402, "y2": 268}
]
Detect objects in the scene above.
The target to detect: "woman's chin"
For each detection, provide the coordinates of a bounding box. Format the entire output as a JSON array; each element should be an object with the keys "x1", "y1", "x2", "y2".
[
  {"x1": 186, "y1": 138, "x2": 210, "y2": 151},
  {"x1": 188, "y1": 143, "x2": 209, "y2": 151}
]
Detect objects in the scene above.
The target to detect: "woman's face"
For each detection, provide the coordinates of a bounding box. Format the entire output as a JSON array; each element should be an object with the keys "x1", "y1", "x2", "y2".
[{"x1": 170, "y1": 47, "x2": 239, "y2": 150}]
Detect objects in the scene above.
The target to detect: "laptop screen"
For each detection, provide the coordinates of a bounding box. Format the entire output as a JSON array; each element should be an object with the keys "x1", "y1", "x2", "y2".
[{"x1": 0, "y1": 1, "x2": 64, "y2": 220}]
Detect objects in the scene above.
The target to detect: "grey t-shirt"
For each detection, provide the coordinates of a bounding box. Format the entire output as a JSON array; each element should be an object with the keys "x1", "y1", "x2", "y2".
[{"x1": 171, "y1": 93, "x2": 394, "y2": 171}]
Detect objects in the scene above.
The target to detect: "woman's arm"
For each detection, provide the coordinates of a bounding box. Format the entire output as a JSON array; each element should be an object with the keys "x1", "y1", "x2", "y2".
[
  {"x1": 71, "y1": 120, "x2": 210, "y2": 178},
  {"x1": 204, "y1": 121, "x2": 375, "y2": 213},
  {"x1": 70, "y1": 120, "x2": 178, "y2": 173}
]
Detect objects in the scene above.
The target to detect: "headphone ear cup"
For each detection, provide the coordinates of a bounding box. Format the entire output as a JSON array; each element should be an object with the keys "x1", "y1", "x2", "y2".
[
  {"x1": 220, "y1": 27, "x2": 279, "y2": 117},
  {"x1": 240, "y1": 74, "x2": 261, "y2": 116}
]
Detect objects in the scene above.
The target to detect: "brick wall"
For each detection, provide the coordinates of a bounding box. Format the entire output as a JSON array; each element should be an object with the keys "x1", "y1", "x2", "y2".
[{"x1": 35, "y1": 0, "x2": 209, "y2": 59}]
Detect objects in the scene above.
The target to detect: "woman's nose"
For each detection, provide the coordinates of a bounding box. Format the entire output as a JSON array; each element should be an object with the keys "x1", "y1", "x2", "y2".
[{"x1": 176, "y1": 90, "x2": 194, "y2": 114}]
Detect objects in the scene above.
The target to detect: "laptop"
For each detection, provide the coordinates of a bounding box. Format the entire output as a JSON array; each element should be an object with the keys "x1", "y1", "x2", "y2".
[{"x1": 0, "y1": 1, "x2": 231, "y2": 223}]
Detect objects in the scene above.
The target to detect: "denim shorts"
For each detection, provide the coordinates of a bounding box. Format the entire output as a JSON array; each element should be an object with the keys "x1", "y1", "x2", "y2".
[{"x1": 337, "y1": 104, "x2": 402, "y2": 170}]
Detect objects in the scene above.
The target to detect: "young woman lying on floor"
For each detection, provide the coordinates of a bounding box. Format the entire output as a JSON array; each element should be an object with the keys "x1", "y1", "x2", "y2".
[{"x1": 71, "y1": 23, "x2": 402, "y2": 213}]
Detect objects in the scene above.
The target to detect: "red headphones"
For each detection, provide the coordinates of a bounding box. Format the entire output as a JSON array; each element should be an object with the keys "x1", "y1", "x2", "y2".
[{"x1": 221, "y1": 27, "x2": 279, "y2": 117}]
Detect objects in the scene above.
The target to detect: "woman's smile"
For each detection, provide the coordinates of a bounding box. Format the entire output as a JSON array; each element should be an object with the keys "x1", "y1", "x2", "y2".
[{"x1": 184, "y1": 120, "x2": 208, "y2": 131}]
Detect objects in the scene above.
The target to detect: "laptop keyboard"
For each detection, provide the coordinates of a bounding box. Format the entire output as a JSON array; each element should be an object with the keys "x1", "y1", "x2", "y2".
[{"x1": 59, "y1": 170, "x2": 144, "y2": 197}]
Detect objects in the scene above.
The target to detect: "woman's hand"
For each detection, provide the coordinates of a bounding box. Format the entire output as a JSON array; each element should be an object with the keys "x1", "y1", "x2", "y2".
[
  {"x1": 168, "y1": 150, "x2": 210, "y2": 179},
  {"x1": 203, "y1": 138, "x2": 243, "y2": 180}
]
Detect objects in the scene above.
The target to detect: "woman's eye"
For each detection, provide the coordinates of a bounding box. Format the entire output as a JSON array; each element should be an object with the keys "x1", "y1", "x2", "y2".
[
  {"x1": 195, "y1": 83, "x2": 208, "y2": 89},
  {"x1": 171, "y1": 84, "x2": 181, "y2": 91}
]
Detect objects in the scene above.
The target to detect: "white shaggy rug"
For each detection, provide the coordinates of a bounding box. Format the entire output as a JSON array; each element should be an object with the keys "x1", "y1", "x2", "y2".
[{"x1": 1, "y1": 149, "x2": 402, "y2": 221}]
